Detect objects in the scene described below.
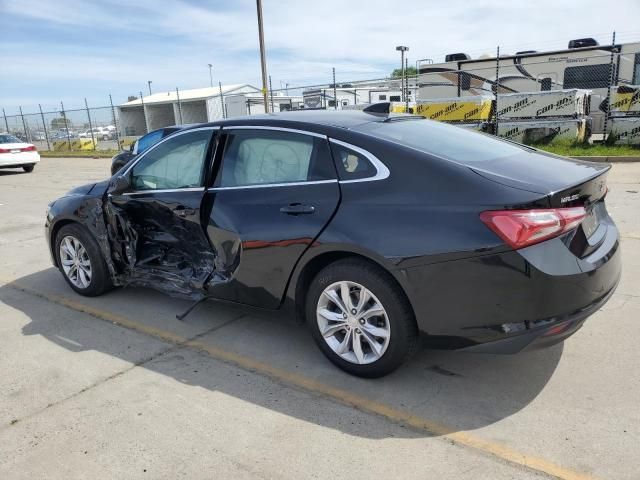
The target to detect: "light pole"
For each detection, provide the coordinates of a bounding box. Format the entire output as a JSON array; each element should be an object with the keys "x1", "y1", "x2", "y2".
[
  {"x1": 147, "y1": 80, "x2": 152, "y2": 95},
  {"x1": 395, "y1": 46, "x2": 409, "y2": 103},
  {"x1": 256, "y1": 0, "x2": 269, "y2": 112},
  {"x1": 208, "y1": 64, "x2": 213, "y2": 87}
]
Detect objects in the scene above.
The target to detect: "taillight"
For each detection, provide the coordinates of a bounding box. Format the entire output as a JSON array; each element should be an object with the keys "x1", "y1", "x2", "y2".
[
  {"x1": 21, "y1": 145, "x2": 37, "y2": 152},
  {"x1": 480, "y1": 207, "x2": 586, "y2": 249},
  {"x1": 0, "y1": 148, "x2": 10, "y2": 153}
]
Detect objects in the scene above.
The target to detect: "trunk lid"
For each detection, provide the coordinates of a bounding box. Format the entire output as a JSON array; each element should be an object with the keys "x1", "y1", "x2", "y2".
[
  {"x1": 470, "y1": 150, "x2": 610, "y2": 207},
  {"x1": 0, "y1": 142, "x2": 31, "y2": 152}
]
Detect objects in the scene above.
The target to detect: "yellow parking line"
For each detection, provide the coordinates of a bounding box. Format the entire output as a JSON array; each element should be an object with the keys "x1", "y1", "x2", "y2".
[{"x1": 6, "y1": 278, "x2": 597, "y2": 480}]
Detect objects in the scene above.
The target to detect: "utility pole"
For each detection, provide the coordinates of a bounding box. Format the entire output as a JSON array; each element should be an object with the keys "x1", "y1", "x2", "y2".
[
  {"x1": 147, "y1": 80, "x2": 152, "y2": 95},
  {"x1": 208, "y1": 64, "x2": 213, "y2": 87},
  {"x1": 269, "y1": 75, "x2": 274, "y2": 113},
  {"x1": 396, "y1": 46, "x2": 409, "y2": 104},
  {"x1": 256, "y1": 0, "x2": 269, "y2": 112}
]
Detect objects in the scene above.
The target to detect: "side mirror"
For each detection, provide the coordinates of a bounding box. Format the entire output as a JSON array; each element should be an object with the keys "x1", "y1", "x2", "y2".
[
  {"x1": 108, "y1": 174, "x2": 131, "y2": 195},
  {"x1": 110, "y1": 152, "x2": 133, "y2": 176}
]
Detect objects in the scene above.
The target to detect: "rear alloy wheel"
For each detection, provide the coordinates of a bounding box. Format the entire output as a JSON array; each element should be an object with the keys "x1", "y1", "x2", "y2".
[
  {"x1": 55, "y1": 223, "x2": 113, "y2": 296},
  {"x1": 307, "y1": 259, "x2": 418, "y2": 377},
  {"x1": 22, "y1": 164, "x2": 35, "y2": 173},
  {"x1": 317, "y1": 281, "x2": 391, "y2": 365}
]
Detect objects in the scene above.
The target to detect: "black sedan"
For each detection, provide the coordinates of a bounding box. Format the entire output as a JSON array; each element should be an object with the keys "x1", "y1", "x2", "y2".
[{"x1": 45, "y1": 111, "x2": 621, "y2": 377}]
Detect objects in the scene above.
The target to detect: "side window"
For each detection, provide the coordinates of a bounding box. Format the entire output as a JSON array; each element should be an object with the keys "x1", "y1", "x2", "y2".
[
  {"x1": 633, "y1": 53, "x2": 640, "y2": 85},
  {"x1": 460, "y1": 72, "x2": 471, "y2": 91},
  {"x1": 390, "y1": 95, "x2": 401, "y2": 102},
  {"x1": 217, "y1": 130, "x2": 335, "y2": 187},
  {"x1": 131, "y1": 129, "x2": 212, "y2": 191},
  {"x1": 329, "y1": 142, "x2": 377, "y2": 181},
  {"x1": 540, "y1": 77, "x2": 552, "y2": 91},
  {"x1": 135, "y1": 129, "x2": 164, "y2": 154},
  {"x1": 563, "y1": 64, "x2": 611, "y2": 89}
]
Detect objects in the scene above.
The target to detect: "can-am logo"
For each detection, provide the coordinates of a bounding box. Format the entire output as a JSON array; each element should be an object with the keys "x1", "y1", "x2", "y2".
[{"x1": 536, "y1": 97, "x2": 572, "y2": 116}]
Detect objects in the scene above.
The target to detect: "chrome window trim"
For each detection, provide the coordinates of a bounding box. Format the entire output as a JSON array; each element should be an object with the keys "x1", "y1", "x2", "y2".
[
  {"x1": 208, "y1": 179, "x2": 337, "y2": 192},
  {"x1": 121, "y1": 126, "x2": 219, "y2": 178},
  {"x1": 210, "y1": 125, "x2": 331, "y2": 191},
  {"x1": 329, "y1": 138, "x2": 390, "y2": 183},
  {"x1": 121, "y1": 187, "x2": 205, "y2": 196},
  {"x1": 222, "y1": 125, "x2": 328, "y2": 139}
]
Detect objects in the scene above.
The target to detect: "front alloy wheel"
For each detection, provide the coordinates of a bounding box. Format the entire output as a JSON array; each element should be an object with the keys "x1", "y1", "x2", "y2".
[
  {"x1": 317, "y1": 281, "x2": 391, "y2": 365},
  {"x1": 55, "y1": 223, "x2": 113, "y2": 297},
  {"x1": 59, "y1": 235, "x2": 92, "y2": 288}
]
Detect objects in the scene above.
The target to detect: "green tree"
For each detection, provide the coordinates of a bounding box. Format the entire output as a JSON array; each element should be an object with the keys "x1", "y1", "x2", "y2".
[
  {"x1": 391, "y1": 66, "x2": 418, "y2": 77},
  {"x1": 50, "y1": 117, "x2": 72, "y2": 130}
]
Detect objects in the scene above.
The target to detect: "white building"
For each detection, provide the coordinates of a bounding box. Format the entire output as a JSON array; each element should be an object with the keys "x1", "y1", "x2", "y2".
[
  {"x1": 118, "y1": 84, "x2": 302, "y2": 136},
  {"x1": 302, "y1": 80, "x2": 415, "y2": 109}
]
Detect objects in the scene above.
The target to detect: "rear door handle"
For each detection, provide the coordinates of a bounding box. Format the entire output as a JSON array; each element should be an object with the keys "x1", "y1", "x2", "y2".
[
  {"x1": 173, "y1": 205, "x2": 196, "y2": 217},
  {"x1": 280, "y1": 203, "x2": 315, "y2": 215}
]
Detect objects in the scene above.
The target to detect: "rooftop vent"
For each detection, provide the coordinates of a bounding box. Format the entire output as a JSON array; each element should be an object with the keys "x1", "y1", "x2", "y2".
[
  {"x1": 445, "y1": 53, "x2": 471, "y2": 62},
  {"x1": 568, "y1": 38, "x2": 599, "y2": 49}
]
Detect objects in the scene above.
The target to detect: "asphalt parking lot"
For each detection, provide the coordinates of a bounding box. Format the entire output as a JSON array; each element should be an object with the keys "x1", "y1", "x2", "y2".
[{"x1": 1, "y1": 158, "x2": 639, "y2": 479}]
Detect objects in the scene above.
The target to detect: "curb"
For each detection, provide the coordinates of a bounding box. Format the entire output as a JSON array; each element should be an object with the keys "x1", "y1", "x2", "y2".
[
  {"x1": 39, "y1": 154, "x2": 114, "y2": 159},
  {"x1": 571, "y1": 156, "x2": 640, "y2": 163}
]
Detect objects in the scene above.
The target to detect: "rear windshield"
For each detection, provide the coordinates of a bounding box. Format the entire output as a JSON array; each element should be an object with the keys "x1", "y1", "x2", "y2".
[
  {"x1": 355, "y1": 119, "x2": 527, "y2": 163},
  {"x1": 0, "y1": 134, "x2": 21, "y2": 144}
]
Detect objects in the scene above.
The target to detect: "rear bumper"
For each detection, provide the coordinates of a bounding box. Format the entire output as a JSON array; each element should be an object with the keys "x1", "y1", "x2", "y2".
[
  {"x1": 0, "y1": 152, "x2": 40, "y2": 167},
  {"x1": 458, "y1": 277, "x2": 617, "y2": 353},
  {"x1": 401, "y1": 212, "x2": 622, "y2": 352}
]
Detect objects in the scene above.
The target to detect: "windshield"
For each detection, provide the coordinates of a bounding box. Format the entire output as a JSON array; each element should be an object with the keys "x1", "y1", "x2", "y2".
[
  {"x1": 0, "y1": 134, "x2": 21, "y2": 144},
  {"x1": 355, "y1": 118, "x2": 528, "y2": 163},
  {"x1": 136, "y1": 129, "x2": 165, "y2": 154}
]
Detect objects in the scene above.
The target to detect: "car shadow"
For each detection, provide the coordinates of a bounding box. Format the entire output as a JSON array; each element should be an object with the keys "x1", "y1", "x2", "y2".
[
  {"x1": 2, "y1": 268, "x2": 563, "y2": 439},
  {"x1": 0, "y1": 169, "x2": 26, "y2": 176}
]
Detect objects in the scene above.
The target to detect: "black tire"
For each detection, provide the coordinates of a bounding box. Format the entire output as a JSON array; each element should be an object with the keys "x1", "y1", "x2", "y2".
[
  {"x1": 55, "y1": 223, "x2": 113, "y2": 297},
  {"x1": 22, "y1": 164, "x2": 35, "y2": 173},
  {"x1": 306, "y1": 259, "x2": 419, "y2": 378}
]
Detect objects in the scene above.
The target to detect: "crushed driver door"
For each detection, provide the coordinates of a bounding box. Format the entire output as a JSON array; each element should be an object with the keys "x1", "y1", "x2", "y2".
[{"x1": 105, "y1": 127, "x2": 218, "y2": 298}]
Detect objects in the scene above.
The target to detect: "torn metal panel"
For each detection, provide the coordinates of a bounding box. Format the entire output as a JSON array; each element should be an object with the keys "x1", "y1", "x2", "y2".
[{"x1": 103, "y1": 186, "x2": 222, "y2": 300}]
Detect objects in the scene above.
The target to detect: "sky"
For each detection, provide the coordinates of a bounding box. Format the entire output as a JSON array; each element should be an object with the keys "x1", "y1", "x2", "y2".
[{"x1": 1, "y1": 0, "x2": 639, "y2": 114}]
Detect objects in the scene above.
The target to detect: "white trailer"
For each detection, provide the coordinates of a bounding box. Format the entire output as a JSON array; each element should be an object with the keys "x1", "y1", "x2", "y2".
[{"x1": 417, "y1": 38, "x2": 640, "y2": 133}]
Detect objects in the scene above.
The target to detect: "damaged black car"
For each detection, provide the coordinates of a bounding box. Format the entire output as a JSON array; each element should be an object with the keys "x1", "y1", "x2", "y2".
[{"x1": 45, "y1": 111, "x2": 621, "y2": 377}]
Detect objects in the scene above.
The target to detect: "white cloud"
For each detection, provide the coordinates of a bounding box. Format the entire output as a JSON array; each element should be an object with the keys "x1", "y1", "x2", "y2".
[{"x1": 1, "y1": 0, "x2": 639, "y2": 110}]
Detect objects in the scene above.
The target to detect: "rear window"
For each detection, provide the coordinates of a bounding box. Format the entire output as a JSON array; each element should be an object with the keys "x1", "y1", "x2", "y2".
[
  {"x1": 0, "y1": 134, "x2": 21, "y2": 144},
  {"x1": 355, "y1": 119, "x2": 527, "y2": 163}
]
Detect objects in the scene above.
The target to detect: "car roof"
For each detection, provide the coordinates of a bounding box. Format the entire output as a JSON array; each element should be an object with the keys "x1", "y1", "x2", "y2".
[{"x1": 182, "y1": 110, "x2": 421, "y2": 132}]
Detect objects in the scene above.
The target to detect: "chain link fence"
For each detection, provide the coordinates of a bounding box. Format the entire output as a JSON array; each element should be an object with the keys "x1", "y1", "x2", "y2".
[
  {"x1": 2, "y1": 97, "x2": 121, "y2": 153},
  {"x1": 3, "y1": 38, "x2": 639, "y2": 151}
]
